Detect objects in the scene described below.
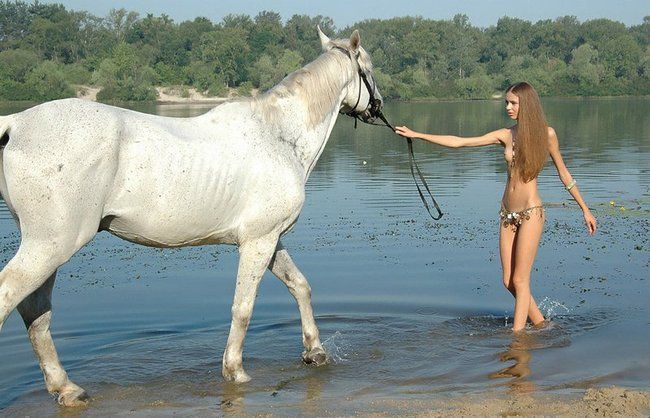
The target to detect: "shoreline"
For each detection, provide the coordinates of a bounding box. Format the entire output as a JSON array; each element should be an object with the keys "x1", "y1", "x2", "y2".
[
  {"x1": 3, "y1": 386, "x2": 648, "y2": 416},
  {"x1": 75, "y1": 85, "x2": 232, "y2": 105},
  {"x1": 1, "y1": 87, "x2": 648, "y2": 107}
]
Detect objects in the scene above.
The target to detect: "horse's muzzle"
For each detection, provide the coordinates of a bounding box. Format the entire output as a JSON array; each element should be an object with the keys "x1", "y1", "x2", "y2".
[{"x1": 362, "y1": 98, "x2": 383, "y2": 122}]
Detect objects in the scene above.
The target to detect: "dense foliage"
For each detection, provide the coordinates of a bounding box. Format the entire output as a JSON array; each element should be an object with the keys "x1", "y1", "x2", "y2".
[{"x1": 0, "y1": 1, "x2": 648, "y2": 101}]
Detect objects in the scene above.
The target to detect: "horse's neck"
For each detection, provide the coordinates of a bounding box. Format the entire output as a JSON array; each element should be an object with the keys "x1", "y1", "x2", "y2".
[{"x1": 255, "y1": 52, "x2": 353, "y2": 179}]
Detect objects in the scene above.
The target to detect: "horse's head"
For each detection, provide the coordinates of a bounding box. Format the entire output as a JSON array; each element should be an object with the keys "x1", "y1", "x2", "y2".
[{"x1": 318, "y1": 26, "x2": 383, "y2": 123}]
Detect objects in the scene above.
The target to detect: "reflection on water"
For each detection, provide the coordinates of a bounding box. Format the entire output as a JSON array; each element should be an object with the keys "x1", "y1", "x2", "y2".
[
  {"x1": 0, "y1": 99, "x2": 649, "y2": 414},
  {"x1": 490, "y1": 333, "x2": 536, "y2": 393}
]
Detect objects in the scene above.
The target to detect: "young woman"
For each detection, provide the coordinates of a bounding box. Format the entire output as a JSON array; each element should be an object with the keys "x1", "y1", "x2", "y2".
[{"x1": 395, "y1": 82, "x2": 597, "y2": 332}]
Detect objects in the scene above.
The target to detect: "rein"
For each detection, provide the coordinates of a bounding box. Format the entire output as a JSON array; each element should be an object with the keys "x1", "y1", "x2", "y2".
[
  {"x1": 355, "y1": 107, "x2": 444, "y2": 221},
  {"x1": 334, "y1": 45, "x2": 443, "y2": 220}
]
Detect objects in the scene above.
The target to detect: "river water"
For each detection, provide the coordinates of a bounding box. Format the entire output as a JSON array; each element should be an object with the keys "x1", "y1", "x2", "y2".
[{"x1": 0, "y1": 98, "x2": 648, "y2": 415}]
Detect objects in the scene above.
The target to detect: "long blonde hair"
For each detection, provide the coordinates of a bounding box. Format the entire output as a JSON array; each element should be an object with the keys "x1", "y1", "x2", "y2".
[{"x1": 508, "y1": 82, "x2": 549, "y2": 182}]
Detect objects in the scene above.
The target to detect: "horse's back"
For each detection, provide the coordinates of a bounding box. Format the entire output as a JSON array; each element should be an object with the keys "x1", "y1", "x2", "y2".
[{"x1": 3, "y1": 98, "x2": 305, "y2": 247}]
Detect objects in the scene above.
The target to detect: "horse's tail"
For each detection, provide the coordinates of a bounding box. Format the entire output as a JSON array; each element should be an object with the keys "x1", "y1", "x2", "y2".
[{"x1": 0, "y1": 115, "x2": 14, "y2": 208}]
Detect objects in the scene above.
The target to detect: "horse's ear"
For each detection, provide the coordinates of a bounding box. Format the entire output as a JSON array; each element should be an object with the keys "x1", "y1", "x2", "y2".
[
  {"x1": 317, "y1": 25, "x2": 331, "y2": 51},
  {"x1": 349, "y1": 30, "x2": 361, "y2": 54}
]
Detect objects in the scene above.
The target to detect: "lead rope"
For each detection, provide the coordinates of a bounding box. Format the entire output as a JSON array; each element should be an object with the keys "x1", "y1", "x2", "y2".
[
  {"x1": 376, "y1": 111, "x2": 443, "y2": 220},
  {"x1": 350, "y1": 102, "x2": 444, "y2": 220}
]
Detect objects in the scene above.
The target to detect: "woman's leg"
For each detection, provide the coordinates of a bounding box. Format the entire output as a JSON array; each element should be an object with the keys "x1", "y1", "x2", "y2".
[
  {"x1": 509, "y1": 212, "x2": 545, "y2": 331},
  {"x1": 499, "y1": 221, "x2": 545, "y2": 327}
]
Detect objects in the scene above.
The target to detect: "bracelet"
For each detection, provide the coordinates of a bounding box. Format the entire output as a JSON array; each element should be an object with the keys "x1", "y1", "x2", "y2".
[{"x1": 566, "y1": 179, "x2": 577, "y2": 191}]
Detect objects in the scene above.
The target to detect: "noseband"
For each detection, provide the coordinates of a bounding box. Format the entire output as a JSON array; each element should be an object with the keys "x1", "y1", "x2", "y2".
[{"x1": 334, "y1": 46, "x2": 443, "y2": 221}]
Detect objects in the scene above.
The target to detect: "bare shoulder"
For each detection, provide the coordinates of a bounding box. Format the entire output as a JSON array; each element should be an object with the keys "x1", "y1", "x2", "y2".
[
  {"x1": 547, "y1": 126, "x2": 560, "y2": 152},
  {"x1": 492, "y1": 127, "x2": 512, "y2": 145}
]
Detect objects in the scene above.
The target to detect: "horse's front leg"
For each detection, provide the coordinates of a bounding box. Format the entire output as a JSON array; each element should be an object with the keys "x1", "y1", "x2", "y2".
[
  {"x1": 222, "y1": 234, "x2": 279, "y2": 383},
  {"x1": 268, "y1": 241, "x2": 327, "y2": 366}
]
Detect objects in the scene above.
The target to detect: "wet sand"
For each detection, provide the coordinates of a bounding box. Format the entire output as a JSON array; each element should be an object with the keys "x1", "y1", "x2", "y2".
[
  {"x1": 371, "y1": 388, "x2": 650, "y2": 417},
  {"x1": 2, "y1": 386, "x2": 648, "y2": 416}
]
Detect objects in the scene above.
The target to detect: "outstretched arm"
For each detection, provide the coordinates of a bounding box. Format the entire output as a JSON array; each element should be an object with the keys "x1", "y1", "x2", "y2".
[
  {"x1": 548, "y1": 127, "x2": 597, "y2": 235},
  {"x1": 395, "y1": 126, "x2": 507, "y2": 148}
]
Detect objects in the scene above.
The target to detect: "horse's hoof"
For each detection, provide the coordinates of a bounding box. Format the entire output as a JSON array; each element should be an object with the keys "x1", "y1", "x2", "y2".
[
  {"x1": 56, "y1": 383, "x2": 89, "y2": 407},
  {"x1": 302, "y1": 347, "x2": 328, "y2": 366},
  {"x1": 223, "y1": 368, "x2": 251, "y2": 383}
]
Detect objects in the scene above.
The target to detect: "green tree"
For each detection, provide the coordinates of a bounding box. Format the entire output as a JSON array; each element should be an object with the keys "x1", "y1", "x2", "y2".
[
  {"x1": 580, "y1": 18, "x2": 627, "y2": 46},
  {"x1": 24, "y1": 60, "x2": 75, "y2": 100},
  {"x1": 599, "y1": 34, "x2": 642, "y2": 79},
  {"x1": 446, "y1": 15, "x2": 484, "y2": 78},
  {"x1": 25, "y1": 3, "x2": 86, "y2": 63},
  {"x1": 94, "y1": 42, "x2": 158, "y2": 101},
  {"x1": 0, "y1": 0, "x2": 32, "y2": 50},
  {"x1": 483, "y1": 17, "x2": 534, "y2": 73},
  {"x1": 251, "y1": 49, "x2": 303, "y2": 91},
  {"x1": 501, "y1": 55, "x2": 555, "y2": 94},
  {"x1": 529, "y1": 16, "x2": 581, "y2": 61},
  {"x1": 630, "y1": 16, "x2": 650, "y2": 47},
  {"x1": 249, "y1": 11, "x2": 283, "y2": 58},
  {"x1": 105, "y1": 8, "x2": 139, "y2": 43},
  {"x1": 455, "y1": 69, "x2": 496, "y2": 99},
  {"x1": 221, "y1": 14, "x2": 253, "y2": 31},
  {"x1": 0, "y1": 48, "x2": 39, "y2": 82},
  {"x1": 197, "y1": 28, "x2": 250, "y2": 87},
  {"x1": 284, "y1": 14, "x2": 334, "y2": 63},
  {"x1": 566, "y1": 44, "x2": 606, "y2": 95}
]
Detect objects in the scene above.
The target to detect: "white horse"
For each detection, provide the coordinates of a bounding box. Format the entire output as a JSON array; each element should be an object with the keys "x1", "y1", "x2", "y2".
[{"x1": 0, "y1": 27, "x2": 382, "y2": 406}]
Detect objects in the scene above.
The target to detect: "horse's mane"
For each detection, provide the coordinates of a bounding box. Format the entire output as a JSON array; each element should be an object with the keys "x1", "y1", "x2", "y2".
[{"x1": 254, "y1": 39, "x2": 372, "y2": 129}]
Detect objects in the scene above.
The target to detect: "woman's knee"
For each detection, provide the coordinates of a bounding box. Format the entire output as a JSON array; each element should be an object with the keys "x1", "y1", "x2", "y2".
[
  {"x1": 511, "y1": 274, "x2": 530, "y2": 291},
  {"x1": 502, "y1": 275, "x2": 512, "y2": 290}
]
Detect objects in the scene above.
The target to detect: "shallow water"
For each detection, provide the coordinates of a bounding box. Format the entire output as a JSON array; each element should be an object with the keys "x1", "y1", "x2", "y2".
[{"x1": 0, "y1": 99, "x2": 648, "y2": 415}]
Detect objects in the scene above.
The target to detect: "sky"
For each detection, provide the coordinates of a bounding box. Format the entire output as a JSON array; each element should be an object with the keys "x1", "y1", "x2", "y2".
[{"x1": 39, "y1": 0, "x2": 648, "y2": 28}]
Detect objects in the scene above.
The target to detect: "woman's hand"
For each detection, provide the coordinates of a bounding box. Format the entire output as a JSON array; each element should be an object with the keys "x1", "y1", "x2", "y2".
[
  {"x1": 395, "y1": 126, "x2": 419, "y2": 139},
  {"x1": 584, "y1": 210, "x2": 597, "y2": 235}
]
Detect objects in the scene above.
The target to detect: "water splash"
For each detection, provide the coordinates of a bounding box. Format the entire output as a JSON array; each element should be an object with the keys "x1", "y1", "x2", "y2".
[
  {"x1": 537, "y1": 297, "x2": 571, "y2": 320},
  {"x1": 322, "y1": 331, "x2": 351, "y2": 364}
]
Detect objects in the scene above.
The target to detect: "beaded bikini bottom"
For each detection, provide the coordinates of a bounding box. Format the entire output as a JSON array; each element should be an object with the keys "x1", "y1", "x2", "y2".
[{"x1": 499, "y1": 205, "x2": 544, "y2": 231}]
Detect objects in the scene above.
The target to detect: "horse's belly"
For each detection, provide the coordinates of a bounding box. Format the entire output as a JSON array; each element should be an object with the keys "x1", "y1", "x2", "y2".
[{"x1": 103, "y1": 213, "x2": 238, "y2": 248}]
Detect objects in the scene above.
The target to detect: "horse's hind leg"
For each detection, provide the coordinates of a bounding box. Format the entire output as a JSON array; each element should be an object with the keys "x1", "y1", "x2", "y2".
[
  {"x1": 0, "y1": 241, "x2": 66, "y2": 328},
  {"x1": 17, "y1": 271, "x2": 88, "y2": 406},
  {"x1": 268, "y1": 241, "x2": 326, "y2": 366},
  {"x1": 0, "y1": 237, "x2": 89, "y2": 405},
  {"x1": 222, "y1": 234, "x2": 279, "y2": 383}
]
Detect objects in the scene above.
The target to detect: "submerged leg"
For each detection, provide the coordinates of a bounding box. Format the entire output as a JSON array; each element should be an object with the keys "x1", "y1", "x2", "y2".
[
  {"x1": 222, "y1": 234, "x2": 279, "y2": 383},
  {"x1": 510, "y1": 213, "x2": 545, "y2": 332},
  {"x1": 1, "y1": 226, "x2": 93, "y2": 405},
  {"x1": 499, "y1": 223, "x2": 545, "y2": 326},
  {"x1": 17, "y1": 272, "x2": 88, "y2": 406},
  {"x1": 268, "y1": 241, "x2": 326, "y2": 366}
]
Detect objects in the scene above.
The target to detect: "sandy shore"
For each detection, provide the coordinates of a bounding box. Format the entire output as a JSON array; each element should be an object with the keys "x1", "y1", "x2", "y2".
[
  {"x1": 75, "y1": 85, "x2": 234, "y2": 104},
  {"x1": 363, "y1": 387, "x2": 650, "y2": 417}
]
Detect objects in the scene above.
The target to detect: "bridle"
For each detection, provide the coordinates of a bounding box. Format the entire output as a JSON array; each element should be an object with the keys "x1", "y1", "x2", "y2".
[
  {"x1": 333, "y1": 46, "x2": 382, "y2": 126},
  {"x1": 334, "y1": 46, "x2": 444, "y2": 221}
]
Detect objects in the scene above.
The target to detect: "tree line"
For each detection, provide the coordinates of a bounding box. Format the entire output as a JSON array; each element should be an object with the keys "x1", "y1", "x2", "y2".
[{"x1": 0, "y1": 1, "x2": 648, "y2": 102}]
